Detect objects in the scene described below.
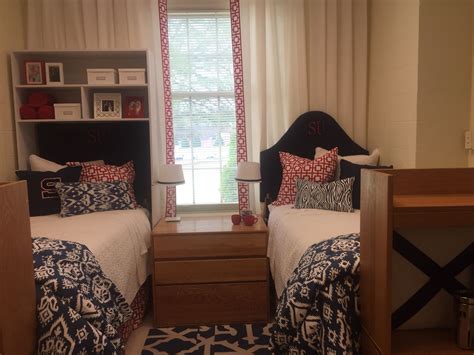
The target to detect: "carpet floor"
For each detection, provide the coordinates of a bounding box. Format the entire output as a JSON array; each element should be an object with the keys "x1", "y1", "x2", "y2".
[{"x1": 141, "y1": 323, "x2": 273, "y2": 354}]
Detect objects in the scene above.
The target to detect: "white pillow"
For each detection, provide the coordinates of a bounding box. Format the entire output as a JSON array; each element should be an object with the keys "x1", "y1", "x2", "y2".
[
  {"x1": 315, "y1": 147, "x2": 380, "y2": 166},
  {"x1": 29, "y1": 154, "x2": 106, "y2": 172},
  {"x1": 29, "y1": 154, "x2": 65, "y2": 172}
]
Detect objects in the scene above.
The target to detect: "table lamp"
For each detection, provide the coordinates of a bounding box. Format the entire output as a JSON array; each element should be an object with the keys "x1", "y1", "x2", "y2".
[
  {"x1": 235, "y1": 161, "x2": 261, "y2": 215},
  {"x1": 157, "y1": 164, "x2": 185, "y2": 222},
  {"x1": 236, "y1": 161, "x2": 261, "y2": 184}
]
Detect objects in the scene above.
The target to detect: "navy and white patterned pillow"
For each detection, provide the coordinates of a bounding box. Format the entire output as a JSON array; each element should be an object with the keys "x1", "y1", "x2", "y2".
[
  {"x1": 294, "y1": 177, "x2": 355, "y2": 212},
  {"x1": 56, "y1": 181, "x2": 136, "y2": 217}
]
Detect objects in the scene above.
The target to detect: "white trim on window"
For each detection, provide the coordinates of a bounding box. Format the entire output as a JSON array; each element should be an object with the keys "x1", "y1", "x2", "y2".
[{"x1": 168, "y1": 0, "x2": 229, "y2": 12}]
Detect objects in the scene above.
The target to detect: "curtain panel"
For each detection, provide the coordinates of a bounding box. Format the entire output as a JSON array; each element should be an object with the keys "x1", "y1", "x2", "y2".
[
  {"x1": 230, "y1": 0, "x2": 250, "y2": 212},
  {"x1": 157, "y1": 0, "x2": 176, "y2": 218},
  {"x1": 27, "y1": 0, "x2": 159, "y2": 49},
  {"x1": 240, "y1": 0, "x2": 368, "y2": 156},
  {"x1": 26, "y1": 0, "x2": 170, "y2": 219}
]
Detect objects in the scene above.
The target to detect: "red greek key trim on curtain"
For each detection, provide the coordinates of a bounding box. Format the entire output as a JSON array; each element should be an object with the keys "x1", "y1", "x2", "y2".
[
  {"x1": 230, "y1": 0, "x2": 249, "y2": 212},
  {"x1": 158, "y1": 0, "x2": 176, "y2": 218}
]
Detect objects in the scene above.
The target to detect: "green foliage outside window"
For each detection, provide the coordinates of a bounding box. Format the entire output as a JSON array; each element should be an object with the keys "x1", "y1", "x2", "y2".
[{"x1": 220, "y1": 134, "x2": 237, "y2": 203}]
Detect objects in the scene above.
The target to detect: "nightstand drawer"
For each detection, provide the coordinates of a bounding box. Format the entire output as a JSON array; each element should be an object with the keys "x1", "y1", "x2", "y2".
[
  {"x1": 154, "y1": 233, "x2": 267, "y2": 259},
  {"x1": 154, "y1": 257, "x2": 268, "y2": 285},
  {"x1": 154, "y1": 281, "x2": 270, "y2": 326}
]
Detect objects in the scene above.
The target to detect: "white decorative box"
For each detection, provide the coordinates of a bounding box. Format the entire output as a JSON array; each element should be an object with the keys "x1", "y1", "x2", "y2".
[
  {"x1": 118, "y1": 68, "x2": 146, "y2": 84},
  {"x1": 87, "y1": 68, "x2": 118, "y2": 85},
  {"x1": 54, "y1": 103, "x2": 81, "y2": 120}
]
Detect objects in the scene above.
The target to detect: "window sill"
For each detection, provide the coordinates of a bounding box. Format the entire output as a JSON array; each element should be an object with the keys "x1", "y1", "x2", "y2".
[{"x1": 177, "y1": 203, "x2": 239, "y2": 215}]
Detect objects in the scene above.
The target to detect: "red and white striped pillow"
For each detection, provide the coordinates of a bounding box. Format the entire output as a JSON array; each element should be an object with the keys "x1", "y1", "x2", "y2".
[{"x1": 272, "y1": 148, "x2": 338, "y2": 206}]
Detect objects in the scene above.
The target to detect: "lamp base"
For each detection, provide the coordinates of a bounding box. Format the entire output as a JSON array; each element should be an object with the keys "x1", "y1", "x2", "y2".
[{"x1": 165, "y1": 216, "x2": 181, "y2": 222}]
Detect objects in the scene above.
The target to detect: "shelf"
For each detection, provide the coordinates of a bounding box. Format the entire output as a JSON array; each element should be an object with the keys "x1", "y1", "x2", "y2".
[
  {"x1": 17, "y1": 118, "x2": 150, "y2": 123},
  {"x1": 392, "y1": 329, "x2": 470, "y2": 355},
  {"x1": 15, "y1": 84, "x2": 148, "y2": 89},
  {"x1": 15, "y1": 84, "x2": 82, "y2": 89},
  {"x1": 12, "y1": 49, "x2": 148, "y2": 58},
  {"x1": 82, "y1": 84, "x2": 148, "y2": 88}
]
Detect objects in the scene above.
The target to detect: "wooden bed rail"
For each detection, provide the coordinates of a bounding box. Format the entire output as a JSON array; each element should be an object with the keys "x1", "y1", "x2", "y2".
[{"x1": 0, "y1": 181, "x2": 36, "y2": 354}]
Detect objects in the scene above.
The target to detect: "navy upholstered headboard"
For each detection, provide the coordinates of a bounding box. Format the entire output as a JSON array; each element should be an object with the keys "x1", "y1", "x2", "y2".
[
  {"x1": 36, "y1": 122, "x2": 151, "y2": 210},
  {"x1": 260, "y1": 111, "x2": 368, "y2": 202}
]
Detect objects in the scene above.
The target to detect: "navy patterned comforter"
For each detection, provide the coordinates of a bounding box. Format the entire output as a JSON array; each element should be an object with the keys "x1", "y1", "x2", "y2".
[
  {"x1": 271, "y1": 234, "x2": 361, "y2": 354},
  {"x1": 33, "y1": 237, "x2": 132, "y2": 354}
]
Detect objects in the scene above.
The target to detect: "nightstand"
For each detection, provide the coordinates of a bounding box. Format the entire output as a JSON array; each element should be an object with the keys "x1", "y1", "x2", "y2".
[{"x1": 152, "y1": 214, "x2": 270, "y2": 327}]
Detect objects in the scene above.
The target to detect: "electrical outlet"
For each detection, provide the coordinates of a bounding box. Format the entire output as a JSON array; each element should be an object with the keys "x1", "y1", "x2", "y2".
[{"x1": 465, "y1": 131, "x2": 472, "y2": 149}]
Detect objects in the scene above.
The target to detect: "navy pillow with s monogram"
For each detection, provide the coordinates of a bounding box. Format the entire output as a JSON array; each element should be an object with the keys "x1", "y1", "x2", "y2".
[{"x1": 16, "y1": 167, "x2": 81, "y2": 216}]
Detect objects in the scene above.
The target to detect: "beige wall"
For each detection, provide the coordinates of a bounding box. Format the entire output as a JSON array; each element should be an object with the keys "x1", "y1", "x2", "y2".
[
  {"x1": 368, "y1": 0, "x2": 472, "y2": 169},
  {"x1": 416, "y1": 0, "x2": 472, "y2": 168},
  {"x1": 0, "y1": 0, "x2": 25, "y2": 181},
  {"x1": 368, "y1": 0, "x2": 474, "y2": 330},
  {"x1": 367, "y1": 0, "x2": 420, "y2": 168}
]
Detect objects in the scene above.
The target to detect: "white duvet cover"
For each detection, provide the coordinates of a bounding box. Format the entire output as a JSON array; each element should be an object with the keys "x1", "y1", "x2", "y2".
[
  {"x1": 268, "y1": 205, "x2": 360, "y2": 296},
  {"x1": 30, "y1": 209, "x2": 151, "y2": 304}
]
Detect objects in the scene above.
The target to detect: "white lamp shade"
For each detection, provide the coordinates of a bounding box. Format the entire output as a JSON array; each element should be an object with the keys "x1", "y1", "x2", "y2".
[
  {"x1": 235, "y1": 161, "x2": 261, "y2": 182},
  {"x1": 157, "y1": 164, "x2": 185, "y2": 185}
]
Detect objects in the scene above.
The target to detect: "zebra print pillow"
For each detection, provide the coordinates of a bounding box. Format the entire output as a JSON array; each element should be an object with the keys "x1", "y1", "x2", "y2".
[{"x1": 294, "y1": 177, "x2": 355, "y2": 212}]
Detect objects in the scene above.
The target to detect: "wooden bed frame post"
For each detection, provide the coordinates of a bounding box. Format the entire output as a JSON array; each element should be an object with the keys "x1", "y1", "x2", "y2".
[
  {"x1": 0, "y1": 181, "x2": 36, "y2": 354},
  {"x1": 360, "y1": 170, "x2": 393, "y2": 355}
]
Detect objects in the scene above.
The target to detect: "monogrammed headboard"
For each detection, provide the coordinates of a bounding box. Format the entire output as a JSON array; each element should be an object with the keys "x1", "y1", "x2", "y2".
[
  {"x1": 260, "y1": 111, "x2": 368, "y2": 202},
  {"x1": 36, "y1": 122, "x2": 151, "y2": 210}
]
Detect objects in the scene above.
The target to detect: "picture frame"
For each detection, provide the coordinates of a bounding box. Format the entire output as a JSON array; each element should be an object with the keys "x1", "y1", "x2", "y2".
[
  {"x1": 94, "y1": 93, "x2": 122, "y2": 119},
  {"x1": 24, "y1": 61, "x2": 45, "y2": 85},
  {"x1": 124, "y1": 96, "x2": 145, "y2": 118},
  {"x1": 45, "y1": 63, "x2": 64, "y2": 85}
]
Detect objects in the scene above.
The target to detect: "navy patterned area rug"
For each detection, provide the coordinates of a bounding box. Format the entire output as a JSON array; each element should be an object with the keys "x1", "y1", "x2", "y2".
[{"x1": 142, "y1": 323, "x2": 272, "y2": 354}]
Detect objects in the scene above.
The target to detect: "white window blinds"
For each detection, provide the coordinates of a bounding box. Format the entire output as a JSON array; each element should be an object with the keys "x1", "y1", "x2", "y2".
[{"x1": 168, "y1": 12, "x2": 237, "y2": 206}]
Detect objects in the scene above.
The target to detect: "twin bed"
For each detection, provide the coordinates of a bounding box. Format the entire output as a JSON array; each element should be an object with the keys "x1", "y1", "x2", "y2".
[
  {"x1": 260, "y1": 111, "x2": 374, "y2": 353},
  {"x1": 1, "y1": 152, "x2": 153, "y2": 352},
  {"x1": 261, "y1": 111, "x2": 369, "y2": 297},
  {"x1": 31, "y1": 209, "x2": 152, "y2": 353}
]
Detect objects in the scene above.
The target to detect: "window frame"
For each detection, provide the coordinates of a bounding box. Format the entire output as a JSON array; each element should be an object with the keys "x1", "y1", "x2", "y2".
[{"x1": 168, "y1": 10, "x2": 238, "y2": 213}]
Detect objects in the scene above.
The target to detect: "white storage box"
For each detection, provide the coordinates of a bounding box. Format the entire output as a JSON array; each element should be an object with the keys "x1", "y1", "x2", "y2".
[
  {"x1": 118, "y1": 68, "x2": 146, "y2": 85},
  {"x1": 87, "y1": 69, "x2": 118, "y2": 85},
  {"x1": 54, "y1": 103, "x2": 82, "y2": 120}
]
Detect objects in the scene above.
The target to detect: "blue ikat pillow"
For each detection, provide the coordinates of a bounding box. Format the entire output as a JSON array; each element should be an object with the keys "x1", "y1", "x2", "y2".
[{"x1": 56, "y1": 181, "x2": 136, "y2": 217}]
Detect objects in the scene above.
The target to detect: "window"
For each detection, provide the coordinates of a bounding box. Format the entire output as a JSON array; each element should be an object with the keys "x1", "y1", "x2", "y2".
[{"x1": 168, "y1": 12, "x2": 237, "y2": 208}]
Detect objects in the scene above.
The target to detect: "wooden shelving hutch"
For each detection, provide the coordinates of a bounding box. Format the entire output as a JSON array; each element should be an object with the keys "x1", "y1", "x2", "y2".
[
  {"x1": 360, "y1": 168, "x2": 474, "y2": 355},
  {"x1": 10, "y1": 50, "x2": 161, "y2": 224}
]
